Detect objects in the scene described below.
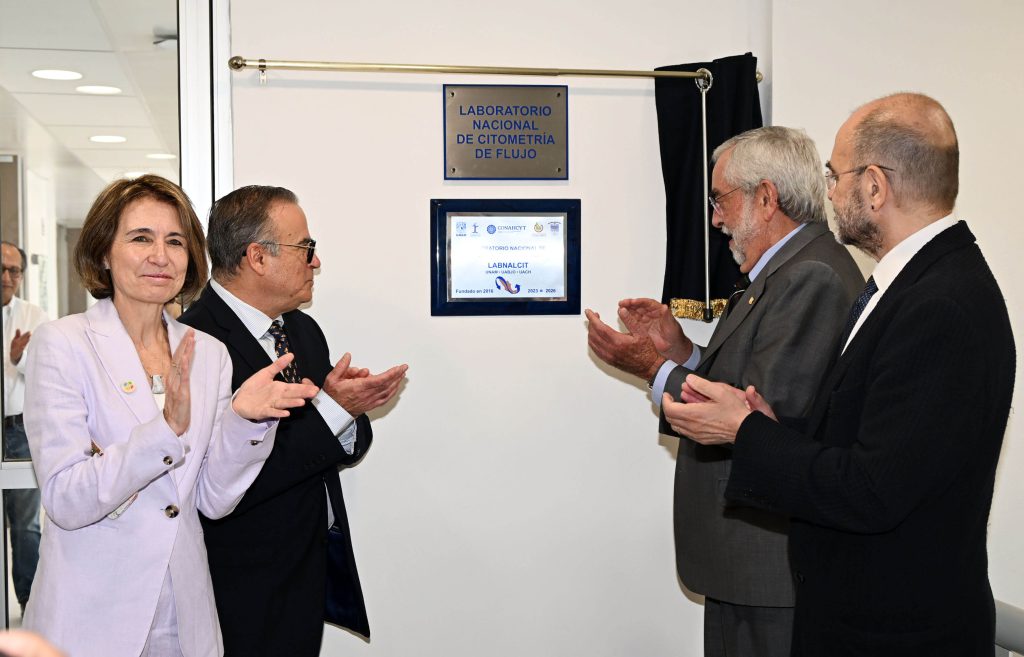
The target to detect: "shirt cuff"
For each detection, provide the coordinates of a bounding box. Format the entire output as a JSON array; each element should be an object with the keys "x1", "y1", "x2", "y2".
[
  {"x1": 311, "y1": 390, "x2": 357, "y2": 454},
  {"x1": 651, "y1": 345, "x2": 701, "y2": 406}
]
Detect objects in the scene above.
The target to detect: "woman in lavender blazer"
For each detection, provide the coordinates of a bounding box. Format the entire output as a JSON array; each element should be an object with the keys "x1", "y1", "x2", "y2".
[{"x1": 22, "y1": 176, "x2": 317, "y2": 657}]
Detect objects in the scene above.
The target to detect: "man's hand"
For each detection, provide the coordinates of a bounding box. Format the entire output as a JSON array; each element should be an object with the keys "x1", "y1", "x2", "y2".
[
  {"x1": 10, "y1": 329, "x2": 31, "y2": 365},
  {"x1": 322, "y1": 353, "x2": 408, "y2": 416},
  {"x1": 585, "y1": 308, "x2": 664, "y2": 381},
  {"x1": 743, "y1": 385, "x2": 777, "y2": 421},
  {"x1": 679, "y1": 379, "x2": 778, "y2": 422},
  {"x1": 662, "y1": 374, "x2": 755, "y2": 445},
  {"x1": 619, "y1": 298, "x2": 693, "y2": 364}
]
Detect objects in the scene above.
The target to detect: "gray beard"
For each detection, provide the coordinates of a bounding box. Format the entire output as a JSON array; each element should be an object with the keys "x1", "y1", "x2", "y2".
[{"x1": 836, "y1": 191, "x2": 883, "y2": 259}]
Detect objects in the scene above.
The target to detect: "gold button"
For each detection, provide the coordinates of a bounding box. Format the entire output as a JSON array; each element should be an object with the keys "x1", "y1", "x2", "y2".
[
  {"x1": 164, "y1": 504, "x2": 179, "y2": 518},
  {"x1": 163, "y1": 456, "x2": 173, "y2": 466}
]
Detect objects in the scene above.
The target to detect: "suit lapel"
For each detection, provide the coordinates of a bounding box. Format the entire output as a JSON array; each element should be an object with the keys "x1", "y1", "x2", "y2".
[
  {"x1": 84, "y1": 299, "x2": 156, "y2": 424},
  {"x1": 701, "y1": 223, "x2": 829, "y2": 365},
  {"x1": 195, "y1": 284, "x2": 274, "y2": 378},
  {"x1": 804, "y1": 221, "x2": 975, "y2": 437}
]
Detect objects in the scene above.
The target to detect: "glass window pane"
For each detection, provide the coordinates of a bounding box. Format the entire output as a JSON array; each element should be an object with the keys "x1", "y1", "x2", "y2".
[{"x1": 0, "y1": 0, "x2": 180, "y2": 627}]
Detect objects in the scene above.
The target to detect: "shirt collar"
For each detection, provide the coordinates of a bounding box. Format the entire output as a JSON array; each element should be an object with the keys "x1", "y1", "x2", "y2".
[
  {"x1": 3, "y1": 296, "x2": 20, "y2": 320},
  {"x1": 870, "y1": 215, "x2": 957, "y2": 294},
  {"x1": 748, "y1": 223, "x2": 807, "y2": 282},
  {"x1": 209, "y1": 279, "x2": 284, "y2": 340}
]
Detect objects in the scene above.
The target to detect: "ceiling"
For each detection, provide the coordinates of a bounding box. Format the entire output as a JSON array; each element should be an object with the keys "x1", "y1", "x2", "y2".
[{"x1": 0, "y1": 0, "x2": 179, "y2": 193}]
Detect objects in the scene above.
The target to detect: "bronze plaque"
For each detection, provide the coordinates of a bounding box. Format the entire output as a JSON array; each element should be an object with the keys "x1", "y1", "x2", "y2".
[{"x1": 444, "y1": 85, "x2": 568, "y2": 180}]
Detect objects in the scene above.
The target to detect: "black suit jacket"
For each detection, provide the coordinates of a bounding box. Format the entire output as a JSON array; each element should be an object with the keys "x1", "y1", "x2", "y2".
[
  {"x1": 726, "y1": 222, "x2": 1015, "y2": 656},
  {"x1": 180, "y1": 284, "x2": 371, "y2": 657}
]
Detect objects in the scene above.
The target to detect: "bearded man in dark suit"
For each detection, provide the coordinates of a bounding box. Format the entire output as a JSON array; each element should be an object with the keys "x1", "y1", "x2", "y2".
[
  {"x1": 664, "y1": 93, "x2": 1014, "y2": 657},
  {"x1": 180, "y1": 185, "x2": 407, "y2": 656}
]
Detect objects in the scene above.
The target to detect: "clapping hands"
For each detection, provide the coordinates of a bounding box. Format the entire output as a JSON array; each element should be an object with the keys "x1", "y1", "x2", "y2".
[
  {"x1": 585, "y1": 296, "x2": 694, "y2": 381},
  {"x1": 321, "y1": 353, "x2": 408, "y2": 417}
]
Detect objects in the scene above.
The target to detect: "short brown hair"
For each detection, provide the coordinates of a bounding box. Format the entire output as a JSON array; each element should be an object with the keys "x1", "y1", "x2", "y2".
[{"x1": 75, "y1": 175, "x2": 209, "y2": 303}]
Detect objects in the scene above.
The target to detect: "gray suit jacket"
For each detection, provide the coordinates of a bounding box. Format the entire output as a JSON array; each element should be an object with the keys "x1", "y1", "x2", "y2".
[{"x1": 660, "y1": 221, "x2": 863, "y2": 607}]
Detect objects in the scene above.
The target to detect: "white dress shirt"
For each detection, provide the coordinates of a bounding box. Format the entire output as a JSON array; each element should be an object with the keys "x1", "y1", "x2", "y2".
[
  {"x1": 209, "y1": 280, "x2": 358, "y2": 528},
  {"x1": 209, "y1": 280, "x2": 357, "y2": 452},
  {"x1": 841, "y1": 215, "x2": 958, "y2": 352},
  {"x1": 3, "y1": 295, "x2": 49, "y2": 417}
]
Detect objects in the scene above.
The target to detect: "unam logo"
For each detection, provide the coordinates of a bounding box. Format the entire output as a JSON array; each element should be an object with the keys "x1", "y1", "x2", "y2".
[{"x1": 486, "y1": 224, "x2": 497, "y2": 234}]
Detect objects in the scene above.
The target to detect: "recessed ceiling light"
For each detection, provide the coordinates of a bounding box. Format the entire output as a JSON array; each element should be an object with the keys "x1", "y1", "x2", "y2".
[
  {"x1": 90, "y1": 135, "x2": 127, "y2": 143},
  {"x1": 146, "y1": 153, "x2": 176, "y2": 160},
  {"x1": 76, "y1": 85, "x2": 122, "y2": 95},
  {"x1": 32, "y1": 69, "x2": 83, "y2": 81}
]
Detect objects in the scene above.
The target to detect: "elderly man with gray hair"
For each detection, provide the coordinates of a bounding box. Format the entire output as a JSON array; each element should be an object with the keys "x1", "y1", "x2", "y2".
[{"x1": 586, "y1": 126, "x2": 863, "y2": 657}]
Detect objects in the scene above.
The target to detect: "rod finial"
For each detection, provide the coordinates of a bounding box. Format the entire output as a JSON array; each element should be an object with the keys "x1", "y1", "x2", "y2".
[
  {"x1": 695, "y1": 67, "x2": 713, "y2": 91},
  {"x1": 228, "y1": 56, "x2": 246, "y2": 71}
]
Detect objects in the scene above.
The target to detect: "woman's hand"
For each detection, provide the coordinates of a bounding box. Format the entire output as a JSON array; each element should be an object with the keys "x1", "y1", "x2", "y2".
[
  {"x1": 163, "y1": 329, "x2": 196, "y2": 436},
  {"x1": 232, "y1": 353, "x2": 320, "y2": 421}
]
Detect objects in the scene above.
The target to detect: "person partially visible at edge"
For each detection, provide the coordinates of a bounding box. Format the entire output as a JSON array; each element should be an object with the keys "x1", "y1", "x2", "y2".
[{"x1": 1, "y1": 240, "x2": 48, "y2": 613}]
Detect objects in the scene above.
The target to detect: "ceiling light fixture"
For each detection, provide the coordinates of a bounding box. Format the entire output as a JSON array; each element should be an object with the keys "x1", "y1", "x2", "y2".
[
  {"x1": 146, "y1": 153, "x2": 176, "y2": 160},
  {"x1": 76, "y1": 85, "x2": 122, "y2": 95},
  {"x1": 90, "y1": 135, "x2": 127, "y2": 144},
  {"x1": 153, "y1": 28, "x2": 178, "y2": 51},
  {"x1": 32, "y1": 69, "x2": 83, "y2": 81}
]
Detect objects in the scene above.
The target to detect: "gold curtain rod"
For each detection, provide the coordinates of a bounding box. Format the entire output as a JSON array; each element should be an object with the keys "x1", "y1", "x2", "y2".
[{"x1": 227, "y1": 56, "x2": 763, "y2": 83}]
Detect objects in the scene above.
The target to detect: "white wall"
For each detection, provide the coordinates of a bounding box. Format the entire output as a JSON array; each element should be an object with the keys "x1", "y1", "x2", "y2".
[
  {"x1": 770, "y1": 0, "x2": 1024, "y2": 610},
  {"x1": 230, "y1": 1, "x2": 767, "y2": 655},
  {"x1": 230, "y1": 0, "x2": 1024, "y2": 654}
]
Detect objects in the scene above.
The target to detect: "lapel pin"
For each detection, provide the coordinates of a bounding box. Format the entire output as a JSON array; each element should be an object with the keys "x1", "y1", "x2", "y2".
[
  {"x1": 122, "y1": 380, "x2": 136, "y2": 394},
  {"x1": 748, "y1": 296, "x2": 755, "y2": 305}
]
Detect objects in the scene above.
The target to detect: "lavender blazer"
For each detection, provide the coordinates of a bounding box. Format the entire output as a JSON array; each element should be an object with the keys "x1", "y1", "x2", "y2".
[{"x1": 22, "y1": 299, "x2": 278, "y2": 657}]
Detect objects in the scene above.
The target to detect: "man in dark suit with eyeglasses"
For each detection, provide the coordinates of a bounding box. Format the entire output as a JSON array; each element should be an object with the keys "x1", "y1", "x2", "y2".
[{"x1": 180, "y1": 185, "x2": 408, "y2": 656}]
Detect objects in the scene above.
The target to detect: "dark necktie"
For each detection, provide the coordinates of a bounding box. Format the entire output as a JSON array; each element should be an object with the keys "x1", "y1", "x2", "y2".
[
  {"x1": 837, "y1": 276, "x2": 878, "y2": 350},
  {"x1": 723, "y1": 274, "x2": 751, "y2": 318},
  {"x1": 267, "y1": 321, "x2": 301, "y2": 383}
]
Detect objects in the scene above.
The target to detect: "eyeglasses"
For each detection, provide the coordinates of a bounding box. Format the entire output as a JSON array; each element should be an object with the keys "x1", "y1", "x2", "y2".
[
  {"x1": 263, "y1": 239, "x2": 317, "y2": 264},
  {"x1": 708, "y1": 187, "x2": 742, "y2": 215},
  {"x1": 825, "y1": 164, "x2": 896, "y2": 192},
  {"x1": 1, "y1": 266, "x2": 23, "y2": 278}
]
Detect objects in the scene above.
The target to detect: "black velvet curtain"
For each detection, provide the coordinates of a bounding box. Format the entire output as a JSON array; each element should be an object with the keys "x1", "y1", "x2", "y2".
[{"x1": 654, "y1": 53, "x2": 762, "y2": 308}]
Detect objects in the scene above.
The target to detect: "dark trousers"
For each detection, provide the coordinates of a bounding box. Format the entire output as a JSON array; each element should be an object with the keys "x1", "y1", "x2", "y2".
[
  {"x1": 704, "y1": 597, "x2": 794, "y2": 657},
  {"x1": 3, "y1": 419, "x2": 41, "y2": 607}
]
